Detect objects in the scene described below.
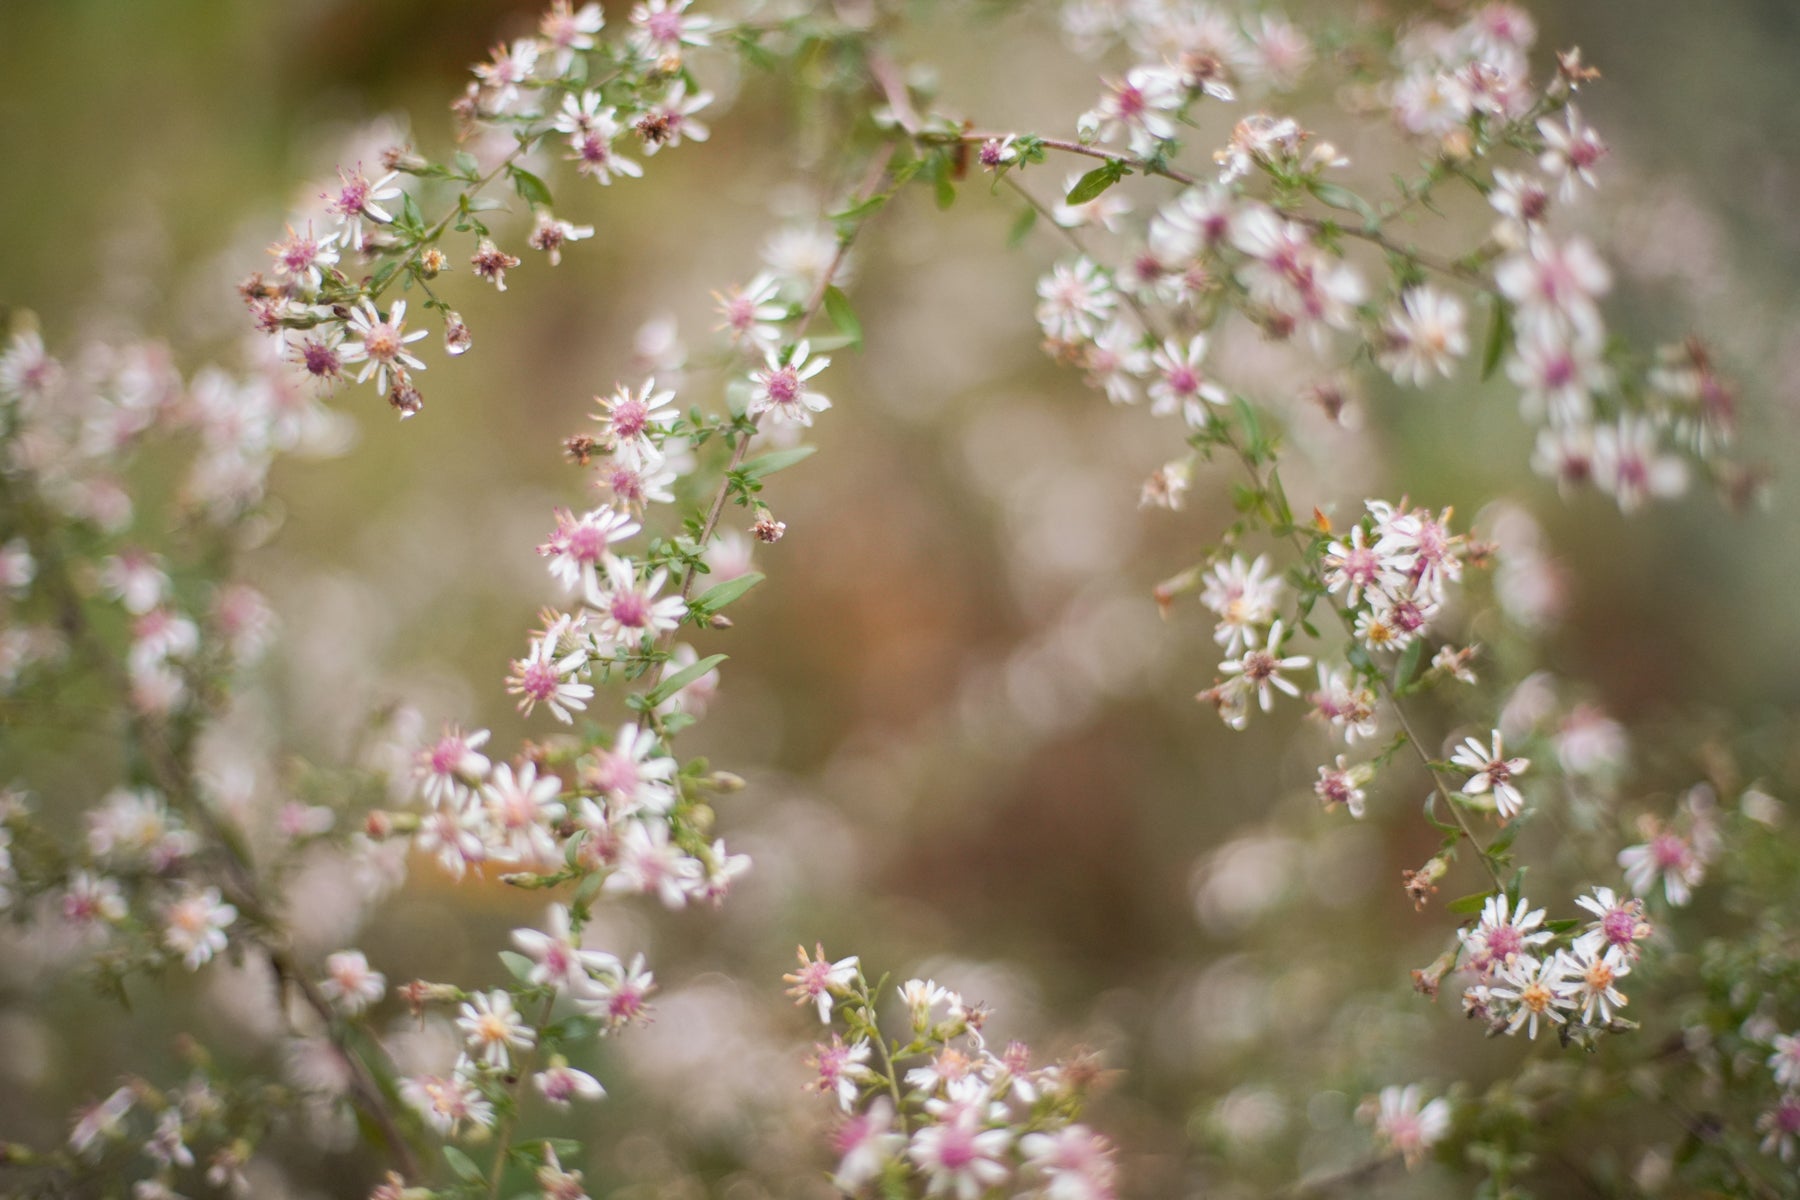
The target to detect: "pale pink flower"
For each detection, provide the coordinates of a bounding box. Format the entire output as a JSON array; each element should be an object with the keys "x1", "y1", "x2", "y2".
[
  {"x1": 1219, "y1": 618, "x2": 1311, "y2": 712},
  {"x1": 1561, "y1": 943, "x2": 1631, "y2": 1024},
  {"x1": 1368, "y1": 1084, "x2": 1450, "y2": 1167},
  {"x1": 586, "y1": 556, "x2": 687, "y2": 649},
  {"x1": 604, "y1": 819, "x2": 701, "y2": 908},
  {"x1": 400, "y1": 1057, "x2": 495, "y2": 1136},
  {"x1": 1574, "y1": 886, "x2": 1653, "y2": 958},
  {"x1": 1451, "y1": 730, "x2": 1531, "y2": 819},
  {"x1": 506, "y1": 632, "x2": 594, "y2": 724},
  {"x1": 784, "y1": 943, "x2": 860, "y2": 1023},
  {"x1": 1377, "y1": 287, "x2": 1468, "y2": 386},
  {"x1": 1020, "y1": 1124, "x2": 1118, "y2": 1199},
  {"x1": 832, "y1": 1097, "x2": 905, "y2": 1191},
  {"x1": 1459, "y1": 893, "x2": 1552, "y2": 975},
  {"x1": 414, "y1": 725, "x2": 493, "y2": 807},
  {"x1": 1488, "y1": 955, "x2": 1576, "y2": 1039},
  {"x1": 164, "y1": 886, "x2": 236, "y2": 970},
  {"x1": 629, "y1": 0, "x2": 714, "y2": 58},
  {"x1": 581, "y1": 952, "x2": 655, "y2": 1030},
  {"x1": 539, "y1": 506, "x2": 641, "y2": 593},
  {"x1": 480, "y1": 761, "x2": 566, "y2": 866},
  {"x1": 540, "y1": 1, "x2": 604, "y2": 71},
  {"x1": 322, "y1": 165, "x2": 402, "y2": 250},
  {"x1": 1592, "y1": 415, "x2": 1688, "y2": 513},
  {"x1": 319, "y1": 949, "x2": 386, "y2": 1015},
  {"x1": 591, "y1": 379, "x2": 677, "y2": 469},
  {"x1": 512, "y1": 903, "x2": 620, "y2": 992},
  {"x1": 585, "y1": 723, "x2": 677, "y2": 815},
  {"x1": 1537, "y1": 106, "x2": 1607, "y2": 199},
  {"x1": 457, "y1": 989, "x2": 535, "y2": 1069},
  {"x1": 908, "y1": 1100, "x2": 1013, "y2": 1199},
  {"x1": 749, "y1": 341, "x2": 832, "y2": 427},
  {"x1": 635, "y1": 82, "x2": 712, "y2": 153},
  {"x1": 340, "y1": 299, "x2": 428, "y2": 394},
  {"x1": 535, "y1": 1061, "x2": 606, "y2": 1107},
  {"x1": 267, "y1": 223, "x2": 340, "y2": 291}
]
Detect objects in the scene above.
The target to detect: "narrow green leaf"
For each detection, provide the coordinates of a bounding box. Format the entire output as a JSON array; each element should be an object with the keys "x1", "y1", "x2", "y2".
[
  {"x1": 823, "y1": 286, "x2": 862, "y2": 352},
  {"x1": 510, "y1": 166, "x2": 553, "y2": 208},
  {"x1": 644, "y1": 653, "x2": 727, "y2": 707},
  {"x1": 444, "y1": 1146, "x2": 483, "y2": 1183},
  {"x1": 1305, "y1": 180, "x2": 1381, "y2": 229},
  {"x1": 693, "y1": 573, "x2": 764, "y2": 614},
  {"x1": 740, "y1": 445, "x2": 816, "y2": 480},
  {"x1": 1065, "y1": 163, "x2": 1123, "y2": 205},
  {"x1": 1392, "y1": 638, "x2": 1424, "y2": 690},
  {"x1": 453, "y1": 151, "x2": 481, "y2": 179},
  {"x1": 498, "y1": 950, "x2": 536, "y2": 983},
  {"x1": 1481, "y1": 298, "x2": 1511, "y2": 382},
  {"x1": 1007, "y1": 205, "x2": 1038, "y2": 247},
  {"x1": 934, "y1": 170, "x2": 956, "y2": 210},
  {"x1": 1446, "y1": 890, "x2": 1494, "y2": 916}
]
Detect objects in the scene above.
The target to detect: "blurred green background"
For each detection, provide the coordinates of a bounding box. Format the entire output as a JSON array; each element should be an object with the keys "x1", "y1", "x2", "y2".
[{"x1": 3, "y1": 1, "x2": 1800, "y2": 1196}]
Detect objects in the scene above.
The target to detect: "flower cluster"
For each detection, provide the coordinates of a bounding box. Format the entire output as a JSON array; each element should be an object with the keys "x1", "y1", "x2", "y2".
[
  {"x1": 244, "y1": 0, "x2": 730, "y2": 418},
  {"x1": 791, "y1": 950, "x2": 1118, "y2": 1199}
]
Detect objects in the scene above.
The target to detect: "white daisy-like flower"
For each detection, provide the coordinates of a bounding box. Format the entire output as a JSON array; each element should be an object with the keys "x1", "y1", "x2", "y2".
[
  {"x1": 339, "y1": 299, "x2": 428, "y2": 394},
  {"x1": 1219, "y1": 618, "x2": 1311, "y2": 712},
  {"x1": 1368, "y1": 1084, "x2": 1451, "y2": 1168},
  {"x1": 1487, "y1": 954, "x2": 1576, "y2": 1039},
  {"x1": 457, "y1": 989, "x2": 536, "y2": 1070},
  {"x1": 585, "y1": 556, "x2": 687, "y2": 650},
  {"x1": 1377, "y1": 286, "x2": 1468, "y2": 386},
  {"x1": 783, "y1": 944, "x2": 861, "y2": 1023},
  {"x1": 1450, "y1": 729, "x2": 1530, "y2": 819},
  {"x1": 749, "y1": 341, "x2": 832, "y2": 427}
]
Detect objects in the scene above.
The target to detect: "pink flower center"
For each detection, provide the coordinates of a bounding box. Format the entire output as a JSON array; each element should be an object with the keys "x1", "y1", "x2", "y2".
[
  {"x1": 579, "y1": 135, "x2": 612, "y2": 166},
  {"x1": 610, "y1": 590, "x2": 650, "y2": 629},
  {"x1": 937, "y1": 1126, "x2": 977, "y2": 1170},
  {"x1": 647, "y1": 10, "x2": 682, "y2": 41},
  {"x1": 1651, "y1": 833, "x2": 1687, "y2": 869},
  {"x1": 522, "y1": 661, "x2": 559, "y2": 701},
  {"x1": 364, "y1": 322, "x2": 401, "y2": 362},
  {"x1": 609, "y1": 986, "x2": 646, "y2": 1022},
  {"x1": 430, "y1": 737, "x2": 465, "y2": 775},
  {"x1": 1601, "y1": 908, "x2": 1638, "y2": 946},
  {"x1": 300, "y1": 339, "x2": 341, "y2": 378},
  {"x1": 282, "y1": 239, "x2": 319, "y2": 273},
  {"x1": 567, "y1": 523, "x2": 606, "y2": 562},
  {"x1": 611, "y1": 398, "x2": 649, "y2": 438},
  {"x1": 336, "y1": 180, "x2": 369, "y2": 215},
  {"x1": 765, "y1": 367, "x2": 800, "y2": 406},
  {"x1": 1487, "y1": 925, "x2": 1523, "y2": 958},
  {"x1": 1167, "y1": 365, "x2": 1198, "y2": 395},
  {"x1": 608, "y1": 467, "x2": 645, "y2": 503}
]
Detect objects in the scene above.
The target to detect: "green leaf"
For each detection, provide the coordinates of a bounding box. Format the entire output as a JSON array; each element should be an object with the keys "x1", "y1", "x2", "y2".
[
  {"x1": 1481, "y1": 298, "x2": 1512, "y2": 382},
  {"x1": 510, "y1": 166, "x2": 553, "y2": 208},
  {"x1": 1065, "y1": 162, "x2": 1125, "y2": 205},
  {"x1": 453, "y1": 151, "x2": 481, "y2": 179},
  {"x1": 644, "y1": 653, "x2": 727, "y2": 707},
  {"x1": 1007, "y1": 204, "x2": 1038, "y2": 248},
  {"x1": 1446, "y1": 890, "x2": 1494, "y2": 916},
  {"x1": 1392, "y1": 638, "x2": 1424, "y2": 691},
  {"x1": 1305, "y1": 180, "x2": 1381, "y2": 229},
  {"x1": 934, "y1": 168, "x2": 956, "y2": 210},
  {"x1": 692, "y1": 573, "x2": 764, "y2": 614},
  {"x1": 444, "y1": 1146, "x2": 484, "y2": 1183},
  {"x1": 498, "y1": 951, "x2": 537, "y2": 983},
  {"x1": 542, "y1": 1014, "x2": 601, "y2": 1045},
  {"x1": 823, "y1": 286, "x2": 862, "y2": 352},
  {"x1": 739, "y1": 445, "x2": 816, "y2": 480}
]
